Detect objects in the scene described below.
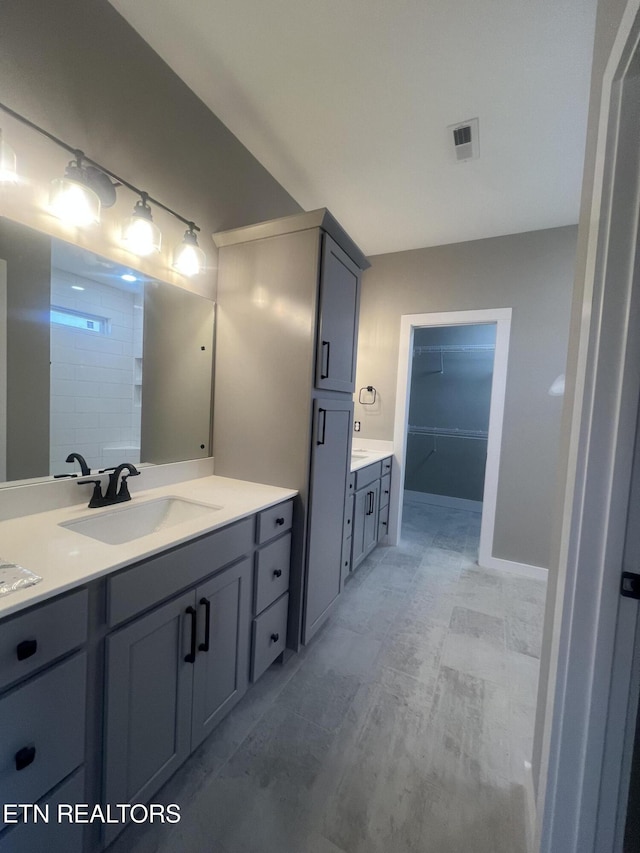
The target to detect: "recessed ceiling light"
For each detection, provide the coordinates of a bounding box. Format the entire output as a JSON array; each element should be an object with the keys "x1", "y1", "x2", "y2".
[
  {"x1": 121, "y1": 273, "x2": 137, "y2": 282},
  {"x1": 71, "y1": 285, "x2": 85, "y2": 291}
]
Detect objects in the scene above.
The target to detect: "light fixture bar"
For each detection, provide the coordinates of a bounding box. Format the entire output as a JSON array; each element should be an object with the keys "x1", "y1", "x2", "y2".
[{"x1": 0, "y1": 99, "x2": 200, "y2": 234}]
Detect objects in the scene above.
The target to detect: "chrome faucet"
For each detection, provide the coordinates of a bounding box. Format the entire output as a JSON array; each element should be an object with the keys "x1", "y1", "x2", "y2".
[{"x1": 78, "y1": 462, "x2": 140, "y2": 509}]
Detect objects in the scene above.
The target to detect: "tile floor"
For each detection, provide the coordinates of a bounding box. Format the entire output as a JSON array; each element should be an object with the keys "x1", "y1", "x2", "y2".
[{"x1": 108, "y1": 499, "x2": 545, "y2": 853}]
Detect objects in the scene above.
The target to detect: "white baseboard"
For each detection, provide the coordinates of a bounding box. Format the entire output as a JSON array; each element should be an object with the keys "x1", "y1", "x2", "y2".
[
  {"x1": 478, "y1": 552, "x2": 548, "y2": 582},
  {"x1": 523, "y1": 760, "x2": 537, "y2": 853},
  {"x1": 404, "y1": 490, "x2": 482, "y2": 513}
]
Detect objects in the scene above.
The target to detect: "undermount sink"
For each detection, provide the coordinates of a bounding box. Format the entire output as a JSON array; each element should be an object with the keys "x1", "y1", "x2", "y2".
[
  {"x1": 60, "y1": 496, "x2": 222, "y2": 545},
  {"x1": 351, "y1": 451, "x2": 370, "y2": 459}
]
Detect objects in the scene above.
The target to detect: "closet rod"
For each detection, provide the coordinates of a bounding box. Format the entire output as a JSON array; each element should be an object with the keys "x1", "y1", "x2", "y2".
[
  {"x1": 408, "y1": 425, "x2": 488, "y2": 441},
  {"x1": 413, "y1": 344, "x2": 495, "y2": 356}
]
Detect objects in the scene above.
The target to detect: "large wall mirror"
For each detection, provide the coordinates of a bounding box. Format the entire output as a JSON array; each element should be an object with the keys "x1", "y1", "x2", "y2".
[{"x1": 0, "y1": 217, "x2": 215, "y2": 485}]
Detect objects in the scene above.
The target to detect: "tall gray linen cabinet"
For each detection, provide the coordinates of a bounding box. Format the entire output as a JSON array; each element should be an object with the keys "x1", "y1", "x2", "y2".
[{"x1": 213, "y1": 210, "x2": 369, "y2": 647}]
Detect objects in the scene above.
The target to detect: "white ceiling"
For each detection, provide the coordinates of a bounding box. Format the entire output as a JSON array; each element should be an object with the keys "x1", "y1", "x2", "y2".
[{"x1": 109, "y1": 0, "x2": 597, "y2": 257}]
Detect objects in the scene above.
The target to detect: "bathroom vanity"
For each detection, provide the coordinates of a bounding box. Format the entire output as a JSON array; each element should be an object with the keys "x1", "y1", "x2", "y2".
[{"x1": 0, "y1": 475, "x2": 295, "y2": 852}]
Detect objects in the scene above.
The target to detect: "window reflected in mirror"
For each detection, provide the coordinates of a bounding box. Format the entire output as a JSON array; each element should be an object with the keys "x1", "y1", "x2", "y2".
[{"x1": 0, "y1": 217, "x2": 215, "y2": 486}]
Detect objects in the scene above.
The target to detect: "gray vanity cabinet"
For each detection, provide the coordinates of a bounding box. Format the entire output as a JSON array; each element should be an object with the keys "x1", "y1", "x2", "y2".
[
  {"x1": 213, "y1": 209, "x2": 369, "y2": 650},
  {"x1": 103, "y1": 591, "x2": 194, "y2": 823},
  {"x1": 351, "y1": 480, "x2": 380, "y2": 571},
  {"x1": 303, "y1": 399, "x2": 353, "y2": 643},
  {"x1": 315, "y1": 235, "x2": 361, "y2": 393},
  {"x1": 351, "y1": 457, "x2": 392, "y2": 573},
  {"x1": 103, "y1": 555, "x2": 253, "y2": 843},
  {"x1": 191, "y1": 559, "x2": 251, "y2": 747}
]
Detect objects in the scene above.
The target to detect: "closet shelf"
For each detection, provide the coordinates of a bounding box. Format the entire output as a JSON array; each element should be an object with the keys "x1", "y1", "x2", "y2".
[
  {"x1": 413, "y1": 344, "x2": 495, "y2": 356},
  {"x1": 408, "y1": 425, "x2": 488, "y2": 441}
]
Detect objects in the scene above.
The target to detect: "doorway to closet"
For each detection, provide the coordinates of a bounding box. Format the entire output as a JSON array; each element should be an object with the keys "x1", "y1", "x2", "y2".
[
  {"x1": 404, "y1": 322, "x2": 496, "y2": 527},
  {"x1": 390, "y1": 308, "x2": 512, "y2": 569}
]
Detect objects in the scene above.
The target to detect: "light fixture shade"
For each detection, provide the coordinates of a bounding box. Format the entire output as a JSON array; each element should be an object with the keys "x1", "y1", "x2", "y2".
[
  {"x1": 172, "y1": 228, "x2": 205, "y2": 276},
  {"x1": 0, "y1": 130, "x2": 18, "y2": 183},
  {"x1": 121, "y1": 199, "x2": 161, "y2": 256},
  {"x1": 49, "y1": 176, "x2": 101, "y2": 227}
]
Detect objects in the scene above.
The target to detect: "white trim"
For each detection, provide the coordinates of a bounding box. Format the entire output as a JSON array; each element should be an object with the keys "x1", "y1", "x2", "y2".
[
  {"x1": 404, "y1": 489, "x2": 482, "y2": 513},
  {"x1": 390, "y1": 308, "x2": 512, "y2": 574},
  {"x1": 523, "y1": 760, "x2": 537, "y2": 853},
  {"x1": 539, "y1": 4, "x2": 640, "y2": 851},
  {"x1": 479, "y1": 553, "x2": 548, "y2": 583}
]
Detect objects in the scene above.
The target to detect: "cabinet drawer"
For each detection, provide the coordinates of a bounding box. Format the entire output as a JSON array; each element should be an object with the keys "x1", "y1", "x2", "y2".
[
  {"x1": 380, "y1": 474, "x2": 391, "y2": 509},
  {"x1": 354, "y1": 461, "x2": 381, "y2": 489},
  {"x1": 378, "y1": 503, "x2": 389, "y2": 540},
  {"x1": 347, "y1": 472, "x2": 355, "y2": 493},
  {"x1": 343, "y1": 493, "x2": 354, "y2": 541},
  {"x1": 0, "y1": 588, "x2": 88, "y2": 691},
  {"x1": 0, "y1": 768, "x2": 85, "y2": 853},
  {"x1": 255, "y1": 533, "x2": 291, "y2": 614},
  {"x1": 251, "y1": 593, "x2": 288, "y2": 682},
  {"x1": 0, "y1": 653, "x2": 86, "y2": 827},
  {"x1": 256, "y1": 500, "x2": 293, "y2": 545},
  {"x1": 381, "y1": 457, "x2": 393, "y2": 475},
  {"x1": 108, "y1": 517, "x2": 254, "y2": 627}
]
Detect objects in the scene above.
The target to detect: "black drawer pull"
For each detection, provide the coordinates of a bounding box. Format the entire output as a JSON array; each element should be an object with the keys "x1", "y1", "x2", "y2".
[
  {"x1": 270, "y1": 633, "x2": 280, "y2": 643},
  {"x1": 275, "y1": 517, "x2": 285, "y2": 526},
  {"x1": 16, "y1": 639, "x2": 38, "y2": 661},
  {"x1": 198, "y1": 598, "x2": 211, "y2": 653},
  {"x1": 384, "y1": 490, "x2": 389, "y2": 495},
  {"x1": 15, "y1": 746, "x2": 36, "y2": 771},
  {"x1": 185, "y1": 606, "x2": 197, "y2": 663},
  {"x1": 273, "y1": 569, "x2": 283, "y2": 578}
]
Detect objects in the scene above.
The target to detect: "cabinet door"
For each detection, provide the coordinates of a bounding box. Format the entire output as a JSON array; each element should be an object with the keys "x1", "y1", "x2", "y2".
[
  {"x1": 191, "y1": 558, "x2": 252, "y2": 748},
  {"x1": 103, "y1": 590, "x2": 194, "y2": 840},
  {"x1": 303, "y1": 399, "x2": 353, "y2": 642},
  {"x1": 363, "y1": 479, "x2": 381, "y2": 557},
  {"x1": 351, "y1": 486, "x2": 368, "y2": 571},
  {"x1": 315, "y1": 235, "x2": 361, "y2": 392}
]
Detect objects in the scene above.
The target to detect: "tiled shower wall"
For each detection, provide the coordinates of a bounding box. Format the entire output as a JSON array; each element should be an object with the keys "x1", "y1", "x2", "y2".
[{"x1": 49, "y1": 268, "x2": 143, "y2": 475}]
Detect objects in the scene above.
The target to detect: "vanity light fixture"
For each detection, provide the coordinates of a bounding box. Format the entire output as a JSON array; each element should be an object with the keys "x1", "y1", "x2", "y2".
[
  {"x1": 0, "y1": 129, "x2": 18, "y2": 183},
  {"x1": 172, "y1": 225, "x2": 206, "y2": 277},
  {"x1": 49, "y1": 155, "x2": 102, "y2": 227},
  {"x1": 0, "y1": 99, "x2": 206, "y2": 275},
  {"x1": 121, "y1": 193, "x2": 162, "y2": 256}
]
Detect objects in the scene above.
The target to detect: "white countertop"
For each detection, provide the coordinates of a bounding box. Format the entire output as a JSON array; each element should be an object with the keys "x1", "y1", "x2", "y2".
[
  {"x1": 350, "y1": 449, "x2": 393, "y2": 472},
  {"x1": 0, "y1": 475, "x2": 296, "y2": 619}
]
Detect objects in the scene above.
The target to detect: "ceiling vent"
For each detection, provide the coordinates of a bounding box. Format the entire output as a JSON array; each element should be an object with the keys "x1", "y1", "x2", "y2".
[{"x1": 448, "y1": 118, "x2": 479, "y2": 162}]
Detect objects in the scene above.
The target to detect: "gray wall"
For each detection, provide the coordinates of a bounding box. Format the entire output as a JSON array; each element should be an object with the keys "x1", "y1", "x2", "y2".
[
  {"x1": 405, "y1": 324, "x2": 496, "y2": 502},
  {"x1": 355, "y1": 225, "x2": 577, "y2": 569},
  {"x1": 0, "y1": 0, "x2": 302, "y2": 300},
  {"x1": 0, "y1": 220, "x2": 51, "y2": 480}
]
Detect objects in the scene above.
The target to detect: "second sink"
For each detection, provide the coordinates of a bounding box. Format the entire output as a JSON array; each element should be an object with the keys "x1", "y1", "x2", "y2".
[{"x1": 61, "y1": 496, "x2": 222, "y2": 545}]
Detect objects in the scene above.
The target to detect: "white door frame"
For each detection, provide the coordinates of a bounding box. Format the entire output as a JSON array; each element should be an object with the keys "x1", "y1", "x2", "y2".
[
  {"x1": 390, "y1": 307, "x2": 513, "y2": 572},
  {"x1": 539, "y1": 3, "x2": 640, "y2": 850}
]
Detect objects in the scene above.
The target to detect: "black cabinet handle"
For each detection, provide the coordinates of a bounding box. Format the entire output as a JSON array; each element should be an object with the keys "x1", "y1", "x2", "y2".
[
  {"x1": 320, "y1": 340, "x2": 330, "y2": 379},
  {"x1": 366, "y1": 491, "x2": 374, "y2": 515},
  {"x1": 15, "y1": 746, "x2": 36, "y2": 771},
  {"x1": 185, "y1": 606, "x2": 197, "y2": 663},
  {"x1": 317, "y1": 408, "x2": 327, "y2": 445},
  {"x1": 16, "y1": 639, "x2": 38, "y2": 661},
  {"x1": 275, "y1": 517, "x2": 285, "y2": 526},
  {"x1": 270, "y1": 633, "x2": 280, "y2": 643},
  {"x1": 198, "y1": 598, "x2": 211, "y2": 653},
  {"x1": 273, "y1": 569, "x2": 282, "y2": 578},
  {"x1": 384, "y1": 489, "x2": 389, "y2": 495}
]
